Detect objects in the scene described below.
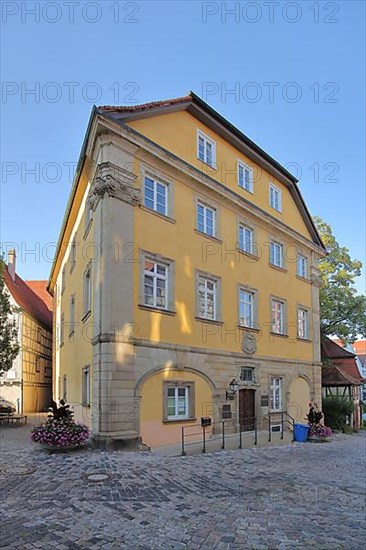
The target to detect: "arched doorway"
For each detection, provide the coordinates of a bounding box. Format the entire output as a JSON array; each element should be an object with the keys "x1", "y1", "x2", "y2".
[{"x1": 288, "y1": 377, "x2": 311, "y2": 423}]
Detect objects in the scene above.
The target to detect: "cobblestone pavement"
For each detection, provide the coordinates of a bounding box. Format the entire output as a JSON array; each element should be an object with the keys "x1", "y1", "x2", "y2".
[{"x1": 0, "y1": 425, "x2": 365, "y2": 549}]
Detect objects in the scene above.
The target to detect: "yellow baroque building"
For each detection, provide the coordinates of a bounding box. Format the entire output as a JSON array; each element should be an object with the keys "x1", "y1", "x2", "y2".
[{"x1": 48, "y1": 93, "x2": 326, "y2": 449}]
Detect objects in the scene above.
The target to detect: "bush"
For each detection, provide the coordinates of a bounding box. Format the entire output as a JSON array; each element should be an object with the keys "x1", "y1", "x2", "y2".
[{"x1": 322, "y1": 396, "x2": 354, "y2": 430}]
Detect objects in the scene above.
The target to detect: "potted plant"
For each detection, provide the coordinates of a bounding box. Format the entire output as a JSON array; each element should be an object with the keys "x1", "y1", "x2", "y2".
[
  {"x1": 306, "y1": 403, "x2": 332, "y2": 442},
  {"x1": 31, "y1": 400, "x2": 90, "y2": 452}
]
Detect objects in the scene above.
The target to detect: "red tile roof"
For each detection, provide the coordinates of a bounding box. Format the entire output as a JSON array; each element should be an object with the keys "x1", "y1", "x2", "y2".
[
  {"x1": 321, "y1": 336, "x2": 356, "y2": 359},
  {"x1": 26, "y1": 280, "x2": 53, "y2": 312},
  {"x1": 322, "y1": 365, "x2": 362, "y2": 386},
  {"x1": 353, "y1": 340, "x2": 366, "y2": 356},
  {"x1": 4, "y1": 268, "x2": 52, "y2": 329},
  {"x1": 98, "y1": 95, "x2": 192, "y2": 113},
  {"x1": 321, "y1": 336, "x2": 363, "y2": 386}
]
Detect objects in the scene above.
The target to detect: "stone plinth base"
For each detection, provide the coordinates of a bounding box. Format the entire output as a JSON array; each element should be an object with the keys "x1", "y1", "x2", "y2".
[{"x1": 91, "y1": 432, "x2": 142, "y2": 451}]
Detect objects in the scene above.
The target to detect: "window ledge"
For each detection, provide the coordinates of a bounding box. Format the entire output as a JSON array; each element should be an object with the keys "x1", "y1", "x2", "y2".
[
  {"x1": 237, "y1": 249, "x2": 259, "y2": 262},
  {"x1": 296, "y1": 275, "x2": 311, "y2": 284},
  {"x1": 269, "y1": 263, "x2": 288, "y2": 274},
  {"x1": 238, "y1": 184, "x2": 254, "y2": 194},
  {"x1": 270, "y1": 206, "x2": 282, "y2": 214},
  {"x1": 237, "y1": 324, "x2": 260, "y2": 332},
  {"x1": 297, "y1": 337, "x2": 312, "y2": 343},
  {"x1": 197, "y1": 156, "x2": 216, "y2": 169},
  {"x1": 270, "y1": 332, "x2": 288, "y2": 339},
  {"x1": 82, "y1": 403, "x2": 91, "y2": 408},
  {"x1": 195, "y1": 316, "x2": 223, "y2": 325},
  {"x1": 139, "y1": 205, "x2": 176, "y2": 224},
  {"x1": 83, "y1": 219, "x2": 93, "y2": 240},
  {"x1": 194, "y1": 229, "x2": 222, "y2": 243},
  {"x1": 163, "y1": 417, "x2": 197, "y2": 424},
  {"x1": 138, "y1": 304, "x2": 176, "y2": 316},
  {"x1": 81, "y1": 311, "x2": 91, "y2": 323}
]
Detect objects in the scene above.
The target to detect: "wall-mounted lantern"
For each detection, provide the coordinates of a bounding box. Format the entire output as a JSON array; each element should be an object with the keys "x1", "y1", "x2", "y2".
[{"x1": 226, "y1": 378, "x2": 239, "y2": 401}]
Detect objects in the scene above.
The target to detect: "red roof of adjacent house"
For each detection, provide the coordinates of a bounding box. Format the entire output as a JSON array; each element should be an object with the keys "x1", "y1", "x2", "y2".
[
  {"x1": 322, "y1": 365, "x2": 362, "y2": 386},
  {"x1": 26, "y1": 280, "x2": 53, "y2": 312},
  {"x1": 353, "y1": 340, "x2": 366, "y2": 357},
  {"x1": 4, "y1": 268, "x2": 52, "y2": 329},
  {"x1": 321, "y1": 336, "x2": 363, "y2": 386},
  {"x1": 321, "y1": 336, "x2": 356, "y2": 359}
]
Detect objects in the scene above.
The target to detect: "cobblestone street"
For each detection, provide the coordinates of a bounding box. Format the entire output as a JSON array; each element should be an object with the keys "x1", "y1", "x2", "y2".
[{"x1": 0, "y1": 424, "x2": 365, "y2": 549}]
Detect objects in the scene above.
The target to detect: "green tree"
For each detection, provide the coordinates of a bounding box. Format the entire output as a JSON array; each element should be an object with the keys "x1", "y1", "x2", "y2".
[
  {"x1": 0, "y1": 260, "x2": 20, "y2": 376},
  {"x1": 314, "y1": 217, "x2": 366, "y2": 342}
]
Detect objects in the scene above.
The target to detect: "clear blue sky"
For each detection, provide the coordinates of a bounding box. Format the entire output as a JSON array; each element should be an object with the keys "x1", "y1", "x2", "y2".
[{"x1": 1, "y1": 1, "x2": 365, "y2": 294}]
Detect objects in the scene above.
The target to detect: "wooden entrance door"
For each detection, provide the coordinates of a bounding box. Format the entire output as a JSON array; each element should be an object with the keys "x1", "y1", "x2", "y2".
[{"x1": 239, "y1": 389, "x2": 255, "y2": 431}]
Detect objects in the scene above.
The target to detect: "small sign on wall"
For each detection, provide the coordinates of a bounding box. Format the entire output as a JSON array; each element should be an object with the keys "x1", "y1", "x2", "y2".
[
  {"x1": 261, "y1": 395, "x2": 269, "y2": 407},
  {"x1": 222, "y1": 403, "x2": 232, "y2": 419}
]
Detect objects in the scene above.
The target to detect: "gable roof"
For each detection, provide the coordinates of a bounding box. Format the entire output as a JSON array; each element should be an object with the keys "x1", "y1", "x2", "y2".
[
  {"x1": 98, "y1": 92, "x2": 324, "y2": 248},
  {"x1": 4, "y1": 268, "x2": 52, "y2": 330},
  {"x1": 48, "y1": 92, "x2": 326, "y2": 292}
]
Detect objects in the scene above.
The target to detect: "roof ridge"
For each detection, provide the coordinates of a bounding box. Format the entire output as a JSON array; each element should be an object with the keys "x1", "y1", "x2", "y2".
[{"x1": 98, "y1": 94, "x2": 192, "y2": 113}]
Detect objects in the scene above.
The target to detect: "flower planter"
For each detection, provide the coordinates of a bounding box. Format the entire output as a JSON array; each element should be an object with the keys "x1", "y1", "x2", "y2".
[
  {"x1": 38, "y1": 442, "x2": 88, "y2": 453},
  {"x1": 307, "y1": 435, "x2": 332, "y2": 443},
  {"x1": 30, "y1": 402, "x2": 90, "y2": 452}
]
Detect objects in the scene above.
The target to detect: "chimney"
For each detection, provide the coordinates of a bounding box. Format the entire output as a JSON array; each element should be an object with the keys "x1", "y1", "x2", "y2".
[{"x1": 7, "y1": 249, "x2": 16, "y2": 281}]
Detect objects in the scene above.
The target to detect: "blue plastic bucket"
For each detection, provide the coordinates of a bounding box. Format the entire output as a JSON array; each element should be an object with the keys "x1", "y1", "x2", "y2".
[{"x1": 294, "y1": 423, "x2": 310, "y2": 442}]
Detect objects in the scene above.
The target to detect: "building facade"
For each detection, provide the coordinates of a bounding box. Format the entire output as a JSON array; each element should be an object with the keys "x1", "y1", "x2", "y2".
[
  {"x1": 1, "y1": 251, "x2": 53, "y2": 413},
  {"x1": 49, "y1": 93, "x2": 326, "y2": 448}
]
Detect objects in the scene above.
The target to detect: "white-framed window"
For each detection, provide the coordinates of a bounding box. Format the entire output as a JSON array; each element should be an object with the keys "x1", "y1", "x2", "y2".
[
  {"x1": 198, "y1": 275, "x2": 217, "y2": 320},
  {"x1": 70, "y1": 237, "x2": 76, "y2": 271},
  {"x1": 270, "y1": 377, "x2": 282, "y2": 411},
  {"x1": 239, "y1": 224, "x2": 254, "y2": 255},
  {"x1": 167, "y1": 386, "x2": 189, "y2": 420},
  {"x1": 270, "y1": 240, "x2": 284, "y2": 268},
  {"x1": 69, "y1": 294, "x2": 75, "y2": 337},
  {"x1": 297, "y1": 254, "x2": 308, "y2": 278},
  {"x1": 271, "y1": 299, "x2": 285, "y2": 334},
  {"x1": 269, "y1": 183, "x2": 282, "y2": 212},
  {"x1": 239, "y1": 288, "x2": 255, "y2": 328},
  {"x1": 60, "y1": 313, "x2": 65, "y2": 346},
  {"x1": 197, "y1": 130, "x2": 216, "y2": 167},
  {"x1": 240, "y1": 367, "x2": 256, "y2": 383},
  {"x1": 197, "y1": 201, "x2": 216, "y2": 237},
  {"x1": 144, "y1": 175, "x2": 168, "y2": 216},
  {"x1": 144, "y1": 259, "x2": 168, "y2": 309},
  {"x1": 238, "y1": 161, "x2": 253, "y2": 192},
  {"x1": 298, "y1": 307, "x2": 309, "y2": 339},
  {"x1": 82, "y1": 365, "x2": 91, "y2": 406},
  {"x1": 83, "y1": 264, "x2": 92, "y2": 318}
]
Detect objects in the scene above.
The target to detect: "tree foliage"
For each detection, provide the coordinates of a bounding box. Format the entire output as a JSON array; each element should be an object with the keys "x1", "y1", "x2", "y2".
[
  {"x1": 314, "y1": 217, "x2": 366, "y2": 341},
  {"x1": 0, "y1": 261, "x2": 20, "y2": 376}
]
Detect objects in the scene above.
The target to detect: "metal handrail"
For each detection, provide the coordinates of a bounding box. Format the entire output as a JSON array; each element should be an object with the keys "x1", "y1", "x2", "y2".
[
  {"x1": 267, "y1": 411, "x2": 295, "y2": 442},
  {"x1": 239, "y1": 416, "x2": 257, "y2": 448},
  {"x1": 181, "y1": 418, "x2": 258, "y2": 456}
]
